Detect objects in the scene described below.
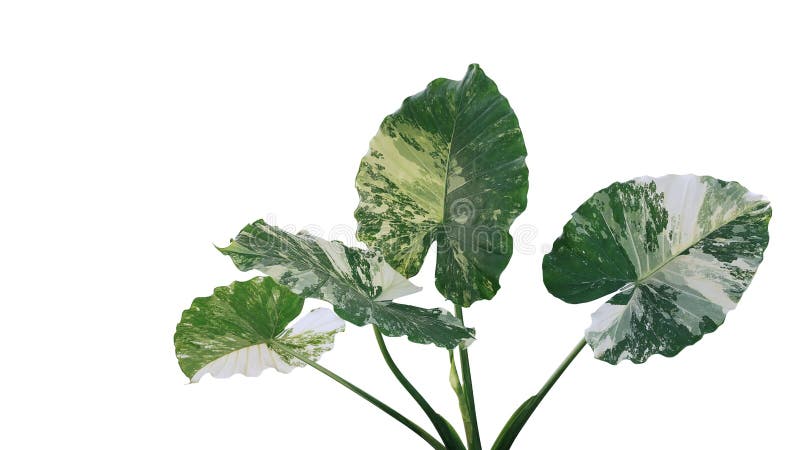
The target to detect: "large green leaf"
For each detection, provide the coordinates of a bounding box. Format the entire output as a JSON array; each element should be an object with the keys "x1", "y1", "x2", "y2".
[
  {"x1": 354, "y1": 64, "x2": 528, "y2": 307},
  {"x1": 174, "y1": 277, "x2": 345, "y2": 382},
  {"x1": 543, "y1": 175, "x2": 771, "y2": 364},
  {"x1": 218, "y1": 220, "x2": 474, "y2": 348}
]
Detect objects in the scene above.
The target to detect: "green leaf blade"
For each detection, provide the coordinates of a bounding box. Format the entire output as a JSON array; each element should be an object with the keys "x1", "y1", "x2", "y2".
[
  {"x1": 219, "y1": 220, "x2": 475, "y2": 348},
  {"x1": 355, "y1": 64, "x2": 528, "y2": 306},
  {"x1": 543, "y1": 175, "x2": 771, "y2": 364},
  {"x1": 174, "y1": 277, "x2": 345, "y2": 382}
]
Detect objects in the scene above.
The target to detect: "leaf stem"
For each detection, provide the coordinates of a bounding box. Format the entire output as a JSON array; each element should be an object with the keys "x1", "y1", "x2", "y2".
[
  {"x1": 373, "y1": 326, "x2": 467, "y2": 450},
  {"x1": 449, "y1": 349, "x2": 471, "y2": 438},
  {"x1": 491, "y1": 338, "x2": 587, "y2": 450},
  {"x1": 455, "y1": 305, "x2": 482, "y2": 450},
  {"x1": 271, "y1": 341, "x2": 446, "y2": 450}
]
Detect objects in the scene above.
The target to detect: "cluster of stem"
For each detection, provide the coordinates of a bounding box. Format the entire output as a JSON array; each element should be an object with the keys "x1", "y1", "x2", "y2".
[{"x1": 278, "y1": 306, "x2": 588, "y2": 450}]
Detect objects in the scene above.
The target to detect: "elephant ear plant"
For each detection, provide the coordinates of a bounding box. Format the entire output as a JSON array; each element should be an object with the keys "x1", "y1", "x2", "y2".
[{"x1": 174, "y1": 65, "x2": 772, "y2": 450}]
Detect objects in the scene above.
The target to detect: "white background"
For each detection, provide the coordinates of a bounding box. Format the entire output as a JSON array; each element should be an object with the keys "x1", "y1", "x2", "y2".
[{"x1": 2, "y1": 1, "x2": 798, "y2": 449}]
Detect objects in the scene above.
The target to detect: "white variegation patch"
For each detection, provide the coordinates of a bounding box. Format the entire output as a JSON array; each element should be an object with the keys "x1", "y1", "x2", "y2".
[
  {"x1": 190, "y1": 343, "x2": 295, "y2": 382},
  {"x1": 190, "y1": 309, "x2": 345, "y2": 383}
]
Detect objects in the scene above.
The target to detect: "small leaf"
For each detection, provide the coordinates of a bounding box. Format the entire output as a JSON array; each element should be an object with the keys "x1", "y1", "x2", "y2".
[
  {"x1": 174, "y1": 277, "x2": 344, "y2": 382},
  {"x1": 218, "y1": 220, "x2": 475, "y2": 348},
  {"x1": 543, "y1": 175, "x2": 771, "y2": 364},
  {"x1": 355, "y1": 64, "x2": 528, "y2": 307}
]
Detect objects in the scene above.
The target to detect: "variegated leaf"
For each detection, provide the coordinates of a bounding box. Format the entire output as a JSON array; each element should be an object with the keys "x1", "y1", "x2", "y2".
[
  {"x1": 543, "y1": 175, "x2": 771, "y2": 364},
  {"x1": 355, "y1": 64, "x2": 528, "y2": 307},
  {"x1": 218, "y1": 220, "x2": 474, "y2": 348},
  {"x1": 174, "y1": 277, "x2": 345, "y2": 382}
]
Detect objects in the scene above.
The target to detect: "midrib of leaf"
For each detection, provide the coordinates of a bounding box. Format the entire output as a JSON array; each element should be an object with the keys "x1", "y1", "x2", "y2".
[
  {"x1": 633, "y1": 201, "x2": 764, "y2": 286},
  {"x1": 439, "y1": 78, "x2": 468, "y2": 224}
]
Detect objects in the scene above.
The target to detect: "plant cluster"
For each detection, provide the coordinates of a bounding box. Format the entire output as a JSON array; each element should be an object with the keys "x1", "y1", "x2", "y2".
[{"x1": 174, "y1": 64, "x2": 772, "y2": 449}]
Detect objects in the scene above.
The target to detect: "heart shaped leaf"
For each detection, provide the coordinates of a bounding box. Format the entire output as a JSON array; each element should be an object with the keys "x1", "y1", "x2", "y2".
[
  {"x1": 218, "y1": 220, "x2": 474, "y2": 348},
  {"x1": 355, "y1": 64, "x2": 528, "y2": 306},
  {"x1": 174, "y1": 277, "x2": 345, "y2": 382},
  {"x1": 543, "y1": 175, "x2": 771, "y2": 364}
]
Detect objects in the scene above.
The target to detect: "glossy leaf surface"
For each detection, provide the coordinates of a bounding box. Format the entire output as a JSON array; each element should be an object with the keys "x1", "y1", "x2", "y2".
[
  {"x1": 219, "y1": 220, "x2": 474, "y2": 348},
  {"x1": 175, "y1": 277, "x2": 344, "y2": 382},
  {"x1": 543, "y1": 175, "x2": 771, "y2": 364},
  {"x1": 355, "y1": 64, "x2": 528, "y2": 306}
]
